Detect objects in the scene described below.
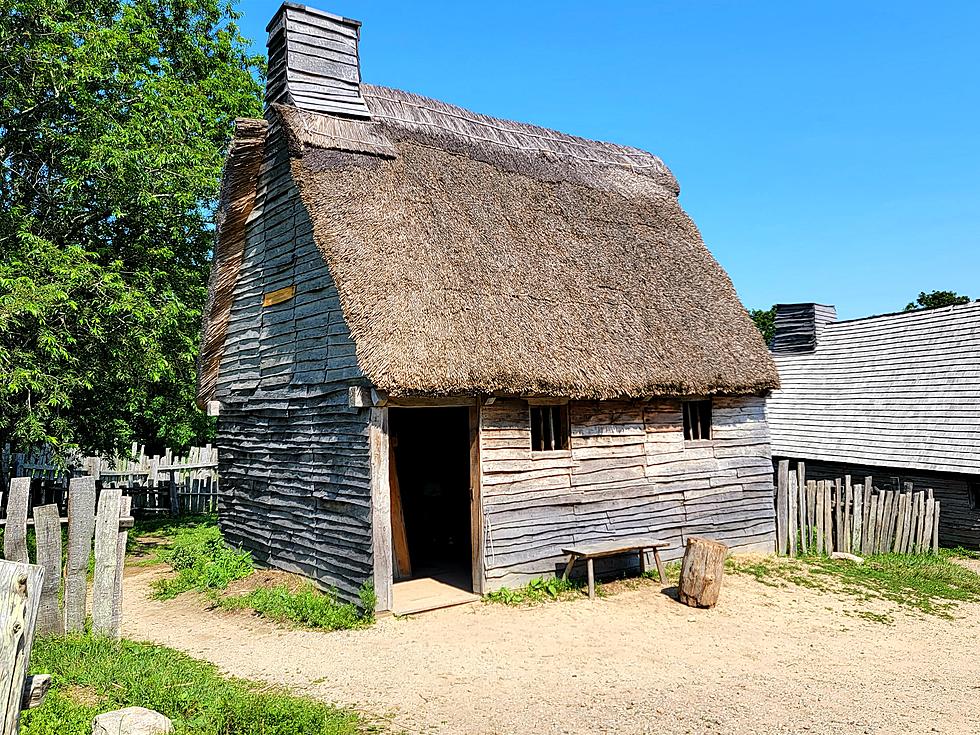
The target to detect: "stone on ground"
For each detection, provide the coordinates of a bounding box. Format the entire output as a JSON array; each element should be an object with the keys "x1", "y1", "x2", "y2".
[{"x1": 92, "y1": 707, "x2": 173, "y2": 735}]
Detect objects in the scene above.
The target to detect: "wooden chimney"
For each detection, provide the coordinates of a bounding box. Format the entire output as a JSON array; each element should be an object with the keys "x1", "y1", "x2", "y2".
[{"x1": 266, "y1": 2, "x2": 371, "y2": 119}]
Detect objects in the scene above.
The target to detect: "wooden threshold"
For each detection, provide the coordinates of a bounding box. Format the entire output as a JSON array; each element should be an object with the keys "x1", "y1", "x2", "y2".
[{"x1": 391, "y1": 576, "x2": 480, "y2": 616}]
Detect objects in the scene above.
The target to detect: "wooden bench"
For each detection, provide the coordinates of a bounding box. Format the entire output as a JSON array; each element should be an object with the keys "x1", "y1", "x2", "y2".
[{"x1": 561, "y1": 538, "x2": 669, "y2": 599}]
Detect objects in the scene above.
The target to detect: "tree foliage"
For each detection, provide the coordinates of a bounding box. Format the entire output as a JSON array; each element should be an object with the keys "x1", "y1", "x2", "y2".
[
  {"x1": 904, "y1": 290, "x2": 973, "y2": 312},
  {"x1": 0, "y1": 0, "x2": 263, "y2": 454},
  {"x1": 749, "y1": 306, "x2": 776, "y2": 345}
]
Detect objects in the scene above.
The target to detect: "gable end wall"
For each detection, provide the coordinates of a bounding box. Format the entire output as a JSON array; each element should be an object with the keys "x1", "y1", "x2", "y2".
[{"x1": 213, "y1": 130, "x2": 373, "y2": 602}]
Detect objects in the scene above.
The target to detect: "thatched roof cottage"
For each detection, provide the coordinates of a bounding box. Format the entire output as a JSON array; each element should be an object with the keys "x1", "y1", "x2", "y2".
[
  {"x1": 197, "y1": 3, "x2": 779, "y2": 613},
  {"x1": 767, "y1": 301, "x2": 980, "y2": 548}
]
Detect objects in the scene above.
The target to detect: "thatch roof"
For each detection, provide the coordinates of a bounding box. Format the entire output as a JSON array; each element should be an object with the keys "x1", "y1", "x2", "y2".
[{"x1": 199, "y1": 85, "x2": 778, "y2": 404}]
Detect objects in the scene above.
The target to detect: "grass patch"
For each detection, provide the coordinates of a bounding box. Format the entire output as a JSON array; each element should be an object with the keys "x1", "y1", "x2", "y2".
[
  {"x1": 219, "y1": 583, "x2": 375, "y2": 631},
  {"x1": 150, "y1": 523, "x2": 253, "y2": 599},
  {"x1": 727, "y1": 552, "x2": 980, "y2": 621},
  {"x1": 484, "y1": 576, "x2": 586, "y2": 605},
  {"x1": 139, "y1": 516, "x2": 375, "y2": 630},
  {"x1": 22, "y1": 635, "x2": 368, "y2": 735}
]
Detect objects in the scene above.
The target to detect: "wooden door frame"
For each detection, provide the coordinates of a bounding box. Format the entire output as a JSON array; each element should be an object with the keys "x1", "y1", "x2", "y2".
[
  {"x1": 470, "y1": 400, "x2": 485, "y2": 595},
  {"x1": 372, "y1": 402, "x2": 486, "y2": 607},
  {"x1": 369, "y1": 407, "x2": 393, "y2": 612}
]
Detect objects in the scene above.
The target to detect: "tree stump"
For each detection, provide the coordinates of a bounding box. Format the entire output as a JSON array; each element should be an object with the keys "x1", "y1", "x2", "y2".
[{"x1": 677, "y1": 537, "x2": 728, "y2": 608}]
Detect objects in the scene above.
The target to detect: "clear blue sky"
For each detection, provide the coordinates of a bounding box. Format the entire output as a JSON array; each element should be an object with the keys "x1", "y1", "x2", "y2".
[{"x1": 235, "y1": 1, "x2": 979, "y2": 319}]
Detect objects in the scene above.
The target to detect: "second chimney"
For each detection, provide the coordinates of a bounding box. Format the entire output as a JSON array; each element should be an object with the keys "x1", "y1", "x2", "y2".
[
  {"x1": 770, "y1": 303, "x2": 837, "y2": 353},
  {"x1": 266, "y1": 3, "x2": 371, "y2": 119}
]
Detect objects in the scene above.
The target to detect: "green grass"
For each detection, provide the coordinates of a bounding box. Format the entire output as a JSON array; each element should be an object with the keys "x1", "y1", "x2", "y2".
[
  {"x1": 22, "y1": 635, "x2": 369, "y2": 735},
  {"x1": 135, "y1": 515, "x2": 375, "y2": 629},
  {"x1": 219, "y1": 583, "x2": 375, "y2": 631},
  {"x1": 149, "y1": 523, "x2": 254, "y2": 600},
  {"x1": 727, "y1": 551, "x2": 980, "y2": 622},
  {"x1": 483, "y1": 576, "x2": 586, "y2": 605}
]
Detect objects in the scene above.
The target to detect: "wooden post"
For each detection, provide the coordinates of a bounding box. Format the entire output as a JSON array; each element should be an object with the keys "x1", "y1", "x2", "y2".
[
  {"x1": 893, "y1": 493, "x2": 906, "y2": 553},
  {"x1": 852, "y1": 484, "x2": 863, "y2": 555},
  {"x1": 823, "y1": 481, "x2": 833, "y2": 553},
  {"x1": 92, "y1": 488, "x2": 122, "y2": 636},
  {"x1": 933, "y1": 501, "x2": 941, "y2": 553},
  {"x1": 788, "y1": 471, "x2": 798, "y2": 557},
  {"x1": 31, "y1": 505, "x2": 63, "y2": 636},
  {"x1": 168, "y1": 470, "x2": 179, "y2": 517},
  {"x1": 807, "y1": 480, "x2": 817, "y2": 551},
  {"x1": 843, "y1": 476, "x2": 852, "y2": 555},
  {"x1": 109, "y1": 496, "x2": 132, "y2": 639},
  {"x1": 3, "y1": 478, "x2": 30, "y2": 565},
  {"x1": 0, "y1": 561, "x2": 45, "y2": 735},
  {"x1": 369, "y1": 407, "x2": 393, "y2": 613},
  {"x1": 815, "y1": 481, "x2": 825, "y2": 554},
  {"x1": 797, "y1": 463, "x2": 808, "y2": 554},
  {"x1": 776, "y1": 460, "x2": 789, "y2": 555},
  {"x1": 64, "y1": 476, "x2": 96, "y2": 632},
  {"x1": 677, "y1": 537, "x2": 728, "y2": 608},
  {"x1": 469, "y1": 402, "x2": 484, "y2": 595}
]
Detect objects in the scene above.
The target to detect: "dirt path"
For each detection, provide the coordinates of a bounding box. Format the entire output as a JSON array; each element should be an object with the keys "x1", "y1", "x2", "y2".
[{"x1": 122, "y1": 565, "x2": 980, "y2": 735}]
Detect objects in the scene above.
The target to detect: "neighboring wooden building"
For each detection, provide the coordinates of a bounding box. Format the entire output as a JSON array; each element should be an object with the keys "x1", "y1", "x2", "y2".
[
  {"x1": 196, "y1": 3, "x2": 780, "y2": 611},
  {"x1": 767, "y1": 302, "x2": 980, "y2": 548}
]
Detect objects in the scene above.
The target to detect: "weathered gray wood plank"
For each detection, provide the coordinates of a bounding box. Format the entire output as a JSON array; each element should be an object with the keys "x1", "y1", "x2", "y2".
[
  {"x1": 2, "y1": 478, "x2": 30, "y2": 564},
  {"x1": 31, "y1": 505, "x2": 63, "y2": 636},
  {"x1": 91, "y1": 488, "x2": 122, "y2": 637},
  {"x1": 0, "y1": 560, "x2": 44, "y2": 735},
  {"x1": 64, "y1": 476, "x2": 96, "y2": 632}
]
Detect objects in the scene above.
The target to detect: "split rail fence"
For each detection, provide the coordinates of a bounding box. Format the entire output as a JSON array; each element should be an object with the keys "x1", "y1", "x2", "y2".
[
  {"x1": 775, "y1": 460, "x2": 940, "y2": 557},
  {"x1": 1, "y1": 443, "x2": 218, "y2": 518},
  {"x1": 1, "y1": 476, "x2": 132, "y2": 638}
]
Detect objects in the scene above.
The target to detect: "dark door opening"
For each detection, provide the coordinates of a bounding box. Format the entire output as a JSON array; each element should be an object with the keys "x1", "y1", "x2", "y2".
[{"x1": 389, "y1": 407, "x2": 472, "y2": 592}]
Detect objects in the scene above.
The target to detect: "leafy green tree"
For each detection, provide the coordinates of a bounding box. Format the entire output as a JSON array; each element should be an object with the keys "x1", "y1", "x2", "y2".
[
  {"x1": 0, "y1": 0, "x2": 263, "y2": 455},
  {"x1": 904, "y1": 290, "x2": 973, "y2": 312},
  {"x1": 749, "y1": 306, "x2": 776, "y2": 345}
]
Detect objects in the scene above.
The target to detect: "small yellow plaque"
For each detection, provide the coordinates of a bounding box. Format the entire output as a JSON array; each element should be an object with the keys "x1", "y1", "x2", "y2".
[{"x1": 262, "y1": 285, "x2": 296, "y2": 307}]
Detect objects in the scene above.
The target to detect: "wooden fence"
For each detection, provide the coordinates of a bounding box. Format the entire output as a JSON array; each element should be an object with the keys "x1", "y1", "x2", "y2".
[
  {"x1": 775, "y1": 460, "x2": 940, "y2": 557},
  {"x1": 1, "y1": 560, "x2": 48, "y2": 735},
  {"x1": 1, "y1": 476, "x2": 132, "y2": 638},
  {"x1": 1, "y1": 443, "x2": 218, "y2": 518}
]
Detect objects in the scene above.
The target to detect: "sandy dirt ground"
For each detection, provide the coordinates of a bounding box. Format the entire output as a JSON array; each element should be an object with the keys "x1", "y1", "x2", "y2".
[{"x1": 122, "y1": 564, "x2": 980, "y2": 735}]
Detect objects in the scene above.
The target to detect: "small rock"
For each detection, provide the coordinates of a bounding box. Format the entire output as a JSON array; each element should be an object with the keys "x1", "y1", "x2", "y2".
[{"x1": 92, "y1": 707, "x2": 173, "y2": 735}]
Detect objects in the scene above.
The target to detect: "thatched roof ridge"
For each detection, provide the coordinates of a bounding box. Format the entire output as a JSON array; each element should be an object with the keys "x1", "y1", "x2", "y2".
[{"x1": 265, "y1": 89, "x2": 778, "y2": 399}]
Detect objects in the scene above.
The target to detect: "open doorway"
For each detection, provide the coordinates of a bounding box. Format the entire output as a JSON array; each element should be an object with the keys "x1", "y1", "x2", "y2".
[{"x1": 389, "y1": 407, "x2": 477, "y2": 613}]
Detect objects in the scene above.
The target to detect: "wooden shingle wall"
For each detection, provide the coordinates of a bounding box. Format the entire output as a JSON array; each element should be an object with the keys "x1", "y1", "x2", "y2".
[
  {"x1": 770, "y1": 303, "x2": 837, "y2": 353},
  {"x1": 769, "y1": 302, "x2": 980, "y2": 475},
  {"x1": 790, "y1": 459, "x2": 980, "y2": 549},
  {"x1": 214, "y1": 130, "x2": 373, "y2": 601},
  {"x1": 480, "y1": 396, "x2": 775, "y2": 589}
]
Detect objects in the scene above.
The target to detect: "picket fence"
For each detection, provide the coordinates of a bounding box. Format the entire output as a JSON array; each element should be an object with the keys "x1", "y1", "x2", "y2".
[
  {"x1": 1, "y1": 443, "x2": 218, "y2": 517},
  {"x1": 1, "y1": 476, "x2": 132, "y2": 638},
  {"x1": 775, "y1": 460, "x2": 940, "y2": 557}
]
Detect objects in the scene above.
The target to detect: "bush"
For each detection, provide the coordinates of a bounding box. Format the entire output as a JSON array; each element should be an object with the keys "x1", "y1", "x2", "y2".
[
  {"x1": 151, "y1": 524, "x2": 253, "y2": 599},
  {"x1": 23, "y1": 635, "x2": 364, "y2": 735}
]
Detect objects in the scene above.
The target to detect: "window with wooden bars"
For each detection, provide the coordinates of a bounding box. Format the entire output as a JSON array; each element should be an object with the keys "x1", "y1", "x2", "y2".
[
  {"x1": 530, "y1": 404, "x2": 570, "y2": 452},
  {"x1": 682, "y1": 400, "x2": 712, "y2": 442}
]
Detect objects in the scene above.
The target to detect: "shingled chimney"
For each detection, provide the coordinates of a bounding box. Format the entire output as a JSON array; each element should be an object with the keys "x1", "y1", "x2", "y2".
[
  {"x1": 770, "y1": 303, "x2": 837, "y2": 353},
  {"x1": 265, "y1": 3, "x2": 371, "y2": 119}
]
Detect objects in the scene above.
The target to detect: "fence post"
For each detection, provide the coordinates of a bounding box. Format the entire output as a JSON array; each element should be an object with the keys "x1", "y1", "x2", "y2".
[
  {"x1": 0, "y1": 561, "x2": 45, "y2": 735},
  {"x1": 776, "y1": 460, "x2": 789, "y2": 555},
  {"x1": 32, "y1": 505, "x2": 63, "y2": 636},
  {"x1": 65, "y1": 476, "x2": 97, "y2": 632},
  {"x1": 168, "y1": 470, "x2": 179, "y2": 517},
  {"x1": 3, "y1": 478, "x2": 30, "y2": 565},
  {"x1": 92, "y1": 489, "x2": 122, "y2": 637}
]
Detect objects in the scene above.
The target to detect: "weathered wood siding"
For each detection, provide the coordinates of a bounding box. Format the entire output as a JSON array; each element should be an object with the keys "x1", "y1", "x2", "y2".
[
  {"x1": 480, "y1": 397, "x2": 775, "y2": 588},
  {"x1": 214, "y1": 130, "x2": 373, "y2": 601},
  {"x1": 770, "y1": 303, "x2": 837, "y2": 353},
  {"x1": 783, "y1": 458, "x2": 980, "y2": 549}
]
